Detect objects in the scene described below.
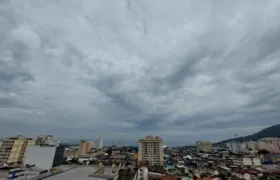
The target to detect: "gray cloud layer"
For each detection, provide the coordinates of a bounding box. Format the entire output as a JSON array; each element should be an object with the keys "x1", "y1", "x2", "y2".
[{"x1": 1, "y1": 0, "x2": 280, "y2": 145}]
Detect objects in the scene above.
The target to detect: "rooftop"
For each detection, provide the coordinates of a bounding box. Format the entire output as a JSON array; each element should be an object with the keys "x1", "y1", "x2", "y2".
[
  {"x1": 139, "y1": 136, "x2": 163, "y2": 142},
  {"x1": 0, "y1": 170, "x2": 9, "y2": 180},
  {"x1": 44, "y1": 166, "x2": 112, "y2": 180}
]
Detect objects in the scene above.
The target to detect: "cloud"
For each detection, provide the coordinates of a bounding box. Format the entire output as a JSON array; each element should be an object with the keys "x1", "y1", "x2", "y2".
[{"x1": 1, "y1": 0, "x2": 280, "y2": 145}]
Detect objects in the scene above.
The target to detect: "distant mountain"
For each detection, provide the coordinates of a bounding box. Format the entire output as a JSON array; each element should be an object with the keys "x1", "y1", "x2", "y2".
[{"x1": 216, "y1": 124, "x2": 280, "y2": 145}]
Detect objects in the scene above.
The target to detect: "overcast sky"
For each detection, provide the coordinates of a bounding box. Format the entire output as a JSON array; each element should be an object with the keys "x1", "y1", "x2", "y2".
[{"x1": 1, "y1": 0, "x2": 280, "y2": 145}]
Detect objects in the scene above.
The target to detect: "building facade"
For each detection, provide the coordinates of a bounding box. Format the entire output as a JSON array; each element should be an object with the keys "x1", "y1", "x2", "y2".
[
  {"x1": 63, "y1": 147, "x2": 79, "y2": 158},
  {"x1": 35, "y1": 135, "x2": 57, "y2": 146},
  {"x1": 258, "y1": 138, "x2": 280, "y2": 153},
  {"x1": 226, "y1": 141, "x2": 243, "y2": 152},
  {"x1": 98, "y1": 137, "x2": 103, "y2": 149},
  {"x1": 25, "y1": 137, "x2": 65, "y2": 170},
  {"x1": 225, "y1": 138, "x2": 280, "y2": 154},
  {"x1": 196, "y1": 141, "x2": 212, "y2": 153},
  {"x1": 52, "y1": 145, "x2": 65, "y2": 167},
  {"x1": 0, "y1": 135, "x2": 35, "y2": 165},
  {"x1": 243, "y1": 141, "x2": 259, "y2": 152},
  {"x1": 78, "y1": 141, "x2": 93, "y2": 156},
  {"x1": 25, "y1": 146, "x2": 57, "y2": 170},
  {"x1": 138, "y1": 136, "x2": 164, "y2": 166}
]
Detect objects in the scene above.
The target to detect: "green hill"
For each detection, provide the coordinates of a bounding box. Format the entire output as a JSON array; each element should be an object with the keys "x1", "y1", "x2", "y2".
[{"x1": 216, "y1": 124, "x2": 280, "y2": 145}]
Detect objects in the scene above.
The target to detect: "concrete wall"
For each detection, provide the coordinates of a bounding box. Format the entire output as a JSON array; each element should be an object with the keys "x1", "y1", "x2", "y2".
[
  {"x1": 53, "y1": 145, "x2": 65, "y2": 167},
  {"x1": 25, "y1": 146, "x2": 56, "y2": 170}
]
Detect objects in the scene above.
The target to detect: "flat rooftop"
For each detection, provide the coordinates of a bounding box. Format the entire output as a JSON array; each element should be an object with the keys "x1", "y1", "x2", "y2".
[
  {"x1": 0, "y1": 170, "x2": 9, "y2": 180},
  {"x1": 45, "y1": 166, "x2": 112, "y2": 180}
]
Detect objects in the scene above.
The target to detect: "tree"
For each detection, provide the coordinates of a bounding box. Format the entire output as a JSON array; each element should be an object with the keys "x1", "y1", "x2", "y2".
[
  {"x1": 219, "y1": 174, "x2": 227, "y2": 180},
  {"x1": 106, "y1": 148, "x2": 112, "y2": 157}
]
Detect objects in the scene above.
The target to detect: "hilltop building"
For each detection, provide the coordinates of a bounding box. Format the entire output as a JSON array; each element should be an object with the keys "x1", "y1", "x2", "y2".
[
  {"x1": 226, "y1": 138, "x2": 280, "y2": 153},
  {"x1": 196, "y1": 141, "x2": 212, "y2": 153}
]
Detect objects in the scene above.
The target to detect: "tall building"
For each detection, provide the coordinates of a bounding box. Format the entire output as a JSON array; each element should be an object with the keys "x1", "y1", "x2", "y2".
[
  {"x1": 98, "y1": 137, "x2": 103, "y2": 149},
  {"x1": 196, "y1": 141, "x2": 212, "y2": 153},
  {"x1": 0, "y1": 135, "x2": 35, "y2": 165},
  {"x1": 138, "y1": 136, "x2": 164, "y2": 166},
  {"x1": 78, "y1": 141, "x2": 93, "y2": 156}
]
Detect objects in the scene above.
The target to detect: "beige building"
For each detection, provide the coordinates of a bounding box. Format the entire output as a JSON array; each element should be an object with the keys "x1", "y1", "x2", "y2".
[
  {"x1": 196, "y1": 141, "x2": 212, "y2": 153},
  {"x1": 257, "y1": 138, "x2": 280, "y2": 153},
  {"x1": 78, "y1": 141, "x2": 93, "y2": 156},
  {"x1": 138, "y1": 136, "x2": 164, "y2": 166},
  {"x1": 0, "y1": 135, "x2": 35, "y2": 165},
  {"x1": 64, "y1": 147, "x2": 79, "y2": 158}
]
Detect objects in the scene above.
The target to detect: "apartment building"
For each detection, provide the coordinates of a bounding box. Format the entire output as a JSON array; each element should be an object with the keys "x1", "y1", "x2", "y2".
[
  {"x1": 196, "y1": 141, "x2": 212, "y2": 153},
  {"x1": 225, "y1": 138, "x2": 280, "y2": 153},
  {"x1": 35, "y1": 135, "x2": 57, "y2": 146},
  {"x1": 138, "y1": 136, "x2": 164, "y2": 166},
  {"x1": 258, "y1": 138, "x2": 280, "y2": 153},
  {"x1": 226, "y1": 141, "x2": 243, "y2": 152},
  {"x1": 64, "y1": 147, "x2": 79, "y2": 158},
  {"x1": 0, "y1": 135, "x2": 35, "y2": 165},
  {"x1": 78, "y1": 141, "x2": 93, "y2": 156}
]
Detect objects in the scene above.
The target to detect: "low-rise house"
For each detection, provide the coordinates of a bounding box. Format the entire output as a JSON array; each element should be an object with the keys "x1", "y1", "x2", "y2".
[{"x1": 232, "y1": 170, "x2": 251, "y2": 180}]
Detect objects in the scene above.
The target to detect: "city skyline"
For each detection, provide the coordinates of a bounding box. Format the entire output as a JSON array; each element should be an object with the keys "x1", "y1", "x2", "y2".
[{"x1": 1, "y1": 0, "x2": 280, "y2": 144}]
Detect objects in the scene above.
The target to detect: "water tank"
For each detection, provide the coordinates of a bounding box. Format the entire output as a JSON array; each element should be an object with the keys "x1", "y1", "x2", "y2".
[{"x1": 137, "y1": 167, "x2": 148, "y2": 180}]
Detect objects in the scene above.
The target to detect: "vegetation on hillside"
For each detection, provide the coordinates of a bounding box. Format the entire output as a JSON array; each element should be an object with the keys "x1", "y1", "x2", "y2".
[{"x1": 216, "y1": 124, "x2": 280, "y2": 145}]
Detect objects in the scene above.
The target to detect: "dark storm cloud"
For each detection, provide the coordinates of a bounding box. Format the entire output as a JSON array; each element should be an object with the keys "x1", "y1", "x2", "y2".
[
  {"x1": 0, "y1": 64, "x2": 34, "y2": 84},
  {"x1": 0, "y1": 0, "x2": 280, "y2": 144},
  {"x1": 0, "y1": 97, "x2": 17, "y2": 108},
  {"x1": 105, "y1": 92, "x2": 142, "y2": 113}
]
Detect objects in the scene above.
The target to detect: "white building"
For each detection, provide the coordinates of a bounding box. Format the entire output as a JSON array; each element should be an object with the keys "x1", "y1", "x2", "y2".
[
  {"x1": 226, "y1": 141, "x2": 243, "y2": 152},
  {"x1": 138, "y1": 136, "x2": 163, "y2": 166},
  {"x1": 244, "y1": 141, "x2": 258, "y2": 152},
  {"x1": 25, "y1": 146, "x2": 57, "y2": 170},
  {"x1": 25, "y1": 142, "x2": 65, "y2": 171},
  {"x1": 98, "y1": 137, "x2": 103, "y2": 149}
]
